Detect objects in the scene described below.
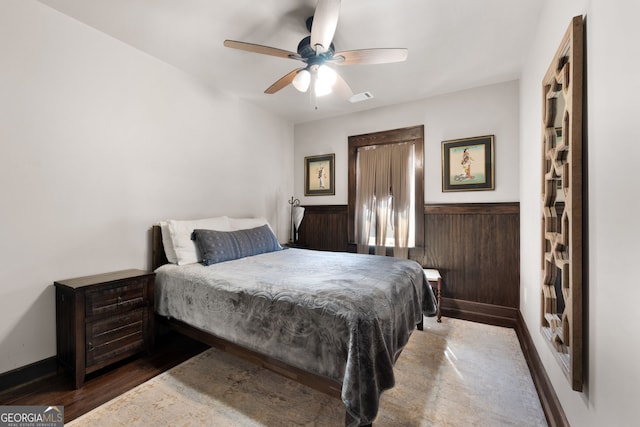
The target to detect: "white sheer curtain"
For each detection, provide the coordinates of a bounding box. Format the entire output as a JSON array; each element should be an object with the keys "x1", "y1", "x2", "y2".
[
  {"x1": 391, "y1": 143, "x2": 412, "y2": 258},
  {"x1": 355, "y1": 142, "x2": 413, "y2": 258},
  {"x1": 355, "y1": 146, "x2": 376, "y2": 254}
]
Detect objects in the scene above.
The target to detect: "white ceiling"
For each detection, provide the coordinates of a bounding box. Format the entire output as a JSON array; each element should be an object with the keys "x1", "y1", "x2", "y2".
[{"x1": 37, "y1": 0, "x2": 543, "y2": 124}]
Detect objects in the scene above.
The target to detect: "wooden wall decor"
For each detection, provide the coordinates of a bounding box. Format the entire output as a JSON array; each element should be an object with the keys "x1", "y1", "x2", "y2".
[{"x1": 540, "y1": 15, "x2": 584, "y2": 392}]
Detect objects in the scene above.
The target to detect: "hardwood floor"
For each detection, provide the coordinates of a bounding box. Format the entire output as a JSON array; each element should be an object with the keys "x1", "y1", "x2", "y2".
[{"x1": 0, "y1": 331, "x2": 209, "y2": 424}]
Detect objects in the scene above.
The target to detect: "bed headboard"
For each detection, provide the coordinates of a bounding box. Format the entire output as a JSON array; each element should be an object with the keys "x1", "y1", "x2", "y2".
[{"x1": 151, "y1": 225, "x2": 169, "y2": 271}]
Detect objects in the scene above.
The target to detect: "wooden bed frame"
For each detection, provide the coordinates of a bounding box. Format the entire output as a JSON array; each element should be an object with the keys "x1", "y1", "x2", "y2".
[{"x1": 151, "y1": 225, "x2": 370, "y2": 425}]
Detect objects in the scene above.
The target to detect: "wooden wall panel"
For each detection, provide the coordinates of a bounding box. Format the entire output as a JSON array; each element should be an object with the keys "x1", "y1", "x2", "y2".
[
  {"x1": 424, "y1": 203, "x2": 520, "y2": 309},
  {"x1": 297, "y1": 205, "x2": 349, "y2": 252}
]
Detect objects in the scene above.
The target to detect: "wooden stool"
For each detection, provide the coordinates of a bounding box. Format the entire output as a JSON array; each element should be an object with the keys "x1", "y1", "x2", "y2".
[{"x1": 423, "y1": 269, "x2": 442, "y2": 322}]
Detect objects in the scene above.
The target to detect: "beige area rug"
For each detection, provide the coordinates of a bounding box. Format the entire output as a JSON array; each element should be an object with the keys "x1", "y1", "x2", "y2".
[{"x1": 68, "y1": 318, "x2": 547, "y2": 426}]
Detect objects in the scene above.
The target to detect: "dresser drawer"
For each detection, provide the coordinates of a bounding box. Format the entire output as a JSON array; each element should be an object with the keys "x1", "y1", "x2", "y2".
[
  {"x1": 86, "y1": 308, "x2": 146, "y2": 368},
  {"x1": 85, "y1": 278, "x2": 147, "y2": 317}
]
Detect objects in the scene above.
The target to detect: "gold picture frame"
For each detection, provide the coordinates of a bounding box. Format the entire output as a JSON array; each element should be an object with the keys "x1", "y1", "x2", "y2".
[
  {"x1": 304, "y1": 153, "x2": 335, "y2": 196},
  {"x1": 442, "y1": 135, "x2": 495, "y2": 192}
]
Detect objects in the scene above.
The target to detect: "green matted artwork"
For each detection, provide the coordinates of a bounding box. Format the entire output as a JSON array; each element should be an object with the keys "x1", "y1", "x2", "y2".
[
  {"x1": 441, "y1": 135, "x2": 495, "y2": 192},
  {"x1": 304, "y1": 153, "x2": 335, "y2": 196}
]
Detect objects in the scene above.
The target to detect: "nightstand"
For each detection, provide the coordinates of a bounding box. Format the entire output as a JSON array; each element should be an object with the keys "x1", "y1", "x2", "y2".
[
  {"x1": 55, "y1": 269, "x2": 155, "y2": 388},
  {"x1": 424, "y1": 269, "x2": 442, "y2": 322}
]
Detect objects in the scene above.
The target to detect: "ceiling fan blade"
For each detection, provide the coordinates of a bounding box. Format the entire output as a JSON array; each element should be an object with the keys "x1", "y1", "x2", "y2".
[
  {"x1": 264, "y1": 68, "x2": 305, "y2": 94},
  {"x1": 333, "y1": 72, "x2": 354, "y2": 100},
  {"x1": 310, "y1": 0, "x2": 341, "y2": 54},
  {"x1": 333, "y1": 48, "x2": 408, "y2": 65},
  {"x1": 224, "y1": 40, "x2": 302, "y2": 60}
]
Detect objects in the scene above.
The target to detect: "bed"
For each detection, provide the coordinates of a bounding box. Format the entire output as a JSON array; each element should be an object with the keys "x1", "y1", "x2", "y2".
[{"x1": 151, "y1": 218, "x2": 436, "y2": 426}]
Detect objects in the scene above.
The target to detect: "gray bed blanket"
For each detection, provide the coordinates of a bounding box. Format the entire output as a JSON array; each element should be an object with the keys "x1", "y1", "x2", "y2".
[{"x1": 155, "y1": 248, "x2": 437, "y2": 426}]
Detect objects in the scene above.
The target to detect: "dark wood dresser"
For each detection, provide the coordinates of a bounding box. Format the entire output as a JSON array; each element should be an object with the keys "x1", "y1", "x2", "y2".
[{"x1": 55, "y1": 269, "x2": 155, "y2": 388}]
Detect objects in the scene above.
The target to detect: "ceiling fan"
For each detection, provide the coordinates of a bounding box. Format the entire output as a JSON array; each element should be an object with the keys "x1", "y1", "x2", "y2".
[{"x1": 223, "y1": 0, "x2": 408, "y2": 100}]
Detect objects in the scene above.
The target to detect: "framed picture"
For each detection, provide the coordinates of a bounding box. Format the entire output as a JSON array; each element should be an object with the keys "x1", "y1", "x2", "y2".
[
  {"x1": 304, "y1": 153, "x2": 335, "y2": 196},
  {"x1": 441, "y1": 135, "x2": 495, "y2": 192}
]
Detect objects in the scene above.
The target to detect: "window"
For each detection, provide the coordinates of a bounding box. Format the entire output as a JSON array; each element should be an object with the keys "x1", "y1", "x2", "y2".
[
  {"x1": 357, "y1": 143, "x2": 416, "y2": 248},
  {"x1": 348, "y1": 126, "x2": 424, "y2": 256}
]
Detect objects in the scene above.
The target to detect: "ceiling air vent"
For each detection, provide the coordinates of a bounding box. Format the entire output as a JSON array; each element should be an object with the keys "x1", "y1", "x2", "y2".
[{"x1": 349, "y1": 92, "x2": 374, "y2": 103}]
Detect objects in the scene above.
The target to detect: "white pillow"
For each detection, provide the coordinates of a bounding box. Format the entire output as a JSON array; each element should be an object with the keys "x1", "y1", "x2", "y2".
[
  {"x1": 167, "y1": 216, "x2": 232, "y2": 265},
  {"x1": 159, "y1": 221, "x2": 178, "y2": 264},
  {"x1": 228, "y1": 217, "x2": 270, "y2": 231}
]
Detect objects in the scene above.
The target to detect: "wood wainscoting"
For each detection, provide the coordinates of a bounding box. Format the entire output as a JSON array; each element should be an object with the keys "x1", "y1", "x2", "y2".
[
  {"x1": 423, "y1": 203, "x2": 520, "y2": 327},
  {"x1": 296, "y1": 202, "x2": 520, "y2": 326},
  {"x1": 297, "y1": 205, "x2": 349, "y2": 252}
]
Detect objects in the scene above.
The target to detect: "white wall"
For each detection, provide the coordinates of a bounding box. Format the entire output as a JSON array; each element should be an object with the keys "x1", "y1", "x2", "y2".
[
  {"x1": 0, "y1": 1, "x2": 293, "y2": 375},
  {"x1": 294, "y1": 80, "x2": 520, "y2": 205},
  {"x1": 520, "y1": 0, "x2": 640, "y2": 425}
]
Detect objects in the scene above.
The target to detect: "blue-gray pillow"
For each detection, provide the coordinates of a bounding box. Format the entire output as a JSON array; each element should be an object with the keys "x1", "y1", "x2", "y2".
[{"x1": 191, "y1": 224, "x2": 282, "y2": 266}]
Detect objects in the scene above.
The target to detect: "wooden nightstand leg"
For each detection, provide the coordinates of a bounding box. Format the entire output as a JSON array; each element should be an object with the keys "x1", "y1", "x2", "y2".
[{"x1": 75, "y1": 371, "x2": 85, "y2": 389}]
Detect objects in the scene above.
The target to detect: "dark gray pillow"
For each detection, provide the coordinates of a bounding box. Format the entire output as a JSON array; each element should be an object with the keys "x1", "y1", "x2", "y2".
[{"x1": 191, "y1": 224, "x2": 282, "y2": 266}]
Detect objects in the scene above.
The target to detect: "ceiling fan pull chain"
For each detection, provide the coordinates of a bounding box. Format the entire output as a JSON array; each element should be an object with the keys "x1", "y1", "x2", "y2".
[{"x1": 310, "y1": 79, "x2": 318, "y2": 110}]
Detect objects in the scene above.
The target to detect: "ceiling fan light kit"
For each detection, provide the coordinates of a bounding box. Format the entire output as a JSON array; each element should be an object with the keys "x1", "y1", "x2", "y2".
[
  {"x1": 291, "y1": 64, "x2": 336, "y2": 96},
  {"x1": 315, "y1": 65, "x2": 337, "y2": 95},
  {"x1": 292, "y1": 69, "x2": 311, "y2": 92},
  {"x1": 314, "y1": 80, "x2": 332, "y2": 97},
  {"x1": 223, "y1": 0, "x2": 407, "y2": 105}
]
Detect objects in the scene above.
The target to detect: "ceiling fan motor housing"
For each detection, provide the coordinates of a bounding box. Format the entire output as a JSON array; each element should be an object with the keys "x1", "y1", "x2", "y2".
[{"x1": 297, "y1": 36, "x2": 335, "y2": 64}]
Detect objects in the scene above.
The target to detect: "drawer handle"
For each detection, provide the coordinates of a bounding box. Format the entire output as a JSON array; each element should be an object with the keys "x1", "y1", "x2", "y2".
[
  {"x1": 117, "y1": 296, "x2": 123, "y2": 307},
  {"x1": 88, "y1": 342, "x2": 94, "y2": 352}
]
